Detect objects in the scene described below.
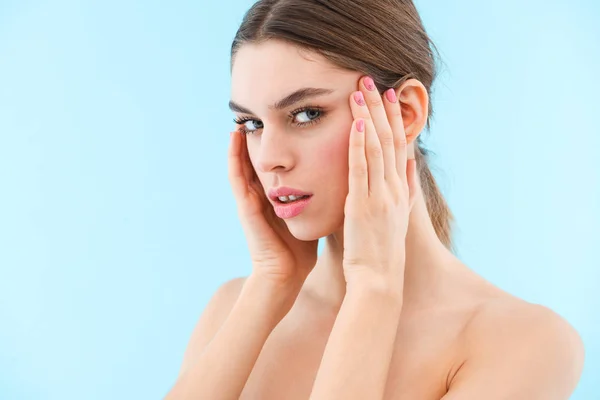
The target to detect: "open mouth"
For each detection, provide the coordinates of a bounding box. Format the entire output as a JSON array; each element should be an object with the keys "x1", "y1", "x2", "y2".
[{"x1": 275, "y1": 195, "x2": 312, "y2": 204}]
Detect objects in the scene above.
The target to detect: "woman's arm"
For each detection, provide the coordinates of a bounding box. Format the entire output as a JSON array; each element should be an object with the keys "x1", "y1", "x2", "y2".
[
  {"x1": 165, "y1": 275, "x2": 299, "y2": 400},
  {"x1": 309, "y1": 280, "x2": 404, "y2": 400}
]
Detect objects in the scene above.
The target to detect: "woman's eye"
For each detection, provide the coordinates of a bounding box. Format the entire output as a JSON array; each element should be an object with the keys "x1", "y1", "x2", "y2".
[
  {"x1": 244, "y1": 120, "x2": 263, "y2": 131},
  {"x1": 234, "y1": 107, "x2": 323, "y2": 135},
  {"x1": 294, "y1": 109, "x2": 321, "y2": 123}
]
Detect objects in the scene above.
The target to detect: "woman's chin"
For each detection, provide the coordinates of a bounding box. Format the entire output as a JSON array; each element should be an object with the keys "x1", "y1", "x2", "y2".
[{"x1": 284, "y1": 218, "x2": 341, "y2": 241}]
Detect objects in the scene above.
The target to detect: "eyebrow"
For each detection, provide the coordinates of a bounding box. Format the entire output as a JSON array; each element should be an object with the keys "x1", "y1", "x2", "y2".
[{"x1": 228, "y1": 87, "x2": 335, "y2": 115}]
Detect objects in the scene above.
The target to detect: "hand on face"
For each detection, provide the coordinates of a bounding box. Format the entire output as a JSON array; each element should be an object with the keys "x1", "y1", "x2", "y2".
[
  {"x1": 342, "y1": 76, "x2": 418, "y2": 293},
  {"x1": 228, "y1": 129, "x2": 319, "y2": 291}
]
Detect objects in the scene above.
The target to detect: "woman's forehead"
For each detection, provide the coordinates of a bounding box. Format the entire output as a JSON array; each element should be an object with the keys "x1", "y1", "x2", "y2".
[
  {"x1": 231, "y1": 42, "x2": 359, "y2": 108},
  {"x1": 233, "y1": 43, "x2": 335, "y2": 86}
]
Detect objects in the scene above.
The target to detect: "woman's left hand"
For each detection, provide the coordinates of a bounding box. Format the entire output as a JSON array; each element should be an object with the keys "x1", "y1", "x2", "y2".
[{"x1": 342, "y1": 76, "x2": 418, "y2": 294}]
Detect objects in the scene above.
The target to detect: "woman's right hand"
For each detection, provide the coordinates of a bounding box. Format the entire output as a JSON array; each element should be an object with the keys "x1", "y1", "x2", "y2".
[{"x1": 228, "y1": 130, "x2": 319, "y2": 292}]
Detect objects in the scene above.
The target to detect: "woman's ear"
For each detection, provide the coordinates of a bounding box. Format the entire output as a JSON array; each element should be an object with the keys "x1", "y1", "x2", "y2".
[{"x1": 395, "y1": 79, "x2": 428, "y2": 159}]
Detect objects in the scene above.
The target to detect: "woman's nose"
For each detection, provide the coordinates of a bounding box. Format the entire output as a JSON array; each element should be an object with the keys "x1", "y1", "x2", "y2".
[{"x1": 254, "y1": 131, "x2": 294, "y2": 173}]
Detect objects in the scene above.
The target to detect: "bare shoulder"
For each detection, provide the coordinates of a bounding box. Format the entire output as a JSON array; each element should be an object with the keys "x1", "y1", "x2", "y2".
[
  {"x1": 178, "y1": 276, "x2": 249, "y2": 376},
  {"x1": 447, "y1": 296, "x2": 586, "y2": 398},
  {"x1": 465, "y1": 297, "x2": 585, "y2": 351}
]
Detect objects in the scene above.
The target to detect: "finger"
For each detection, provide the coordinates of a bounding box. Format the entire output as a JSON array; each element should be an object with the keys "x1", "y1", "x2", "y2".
[
  {"x1": 241, "y1": 135, "x2": 269, "y2": 209},
  {"x1": 228, "y1": 130, "x2": 249, "y2": 200},
  {"x1": 239, "y1": 133, "x2": 256, "y2": 186},
  {"x1": 382, "y1": 88, "x2": 407, "y2": 183},
  {"x1": 349, "y1": 90, "x2": 385, "y2": 195},
  {"x1": 407, "y1": 159, "x2": 418, "y2": 210},
  {"x1": 359, "y1": 77, "x2": 397, "y2": 183},
  {"x1": 348, "y1": 118, "x2": 368, "y2": 199},
  {"x1": 364, "y1": 116, "x2": 386, "y2": 195}
]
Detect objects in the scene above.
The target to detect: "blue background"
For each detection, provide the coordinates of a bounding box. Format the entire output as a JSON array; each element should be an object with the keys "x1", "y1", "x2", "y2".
[{"x1": 0, "y1": 0, "x2": 598, "y2": 398}]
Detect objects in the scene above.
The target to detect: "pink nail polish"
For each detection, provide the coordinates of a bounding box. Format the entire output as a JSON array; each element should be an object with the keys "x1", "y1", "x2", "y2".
[
  {"x1": 385, "y1": 88, "x2": 397, "y2": 103},
  {"x1": 353, "y1": 91, "x2": 366, "y2": 106},
  {"x1": 364, "y1": 76, "x2": 376, "y2": 91},
  {"x1": 356, "y1": 119, "x2": 365, "y2": 132}
]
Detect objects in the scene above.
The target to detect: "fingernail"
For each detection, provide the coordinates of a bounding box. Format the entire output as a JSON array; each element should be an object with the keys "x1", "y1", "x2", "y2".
[
  {"x1": 385, "y1": 88, "x2": 397, "y2": 103},
  {"x1": 356, "y1": 119, "x2": 365, "y2": 132},
  {"x1": 353, "y1": 91, "x2": 365, "y2": 106},
  {"x1": 364, "y1": 76, "x2": 376, "y2": 91}
]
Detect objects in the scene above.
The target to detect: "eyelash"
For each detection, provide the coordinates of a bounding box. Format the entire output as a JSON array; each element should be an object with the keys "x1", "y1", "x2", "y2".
[{"x1": 233, "y1": 106, "x2": 326, "y2": 135}]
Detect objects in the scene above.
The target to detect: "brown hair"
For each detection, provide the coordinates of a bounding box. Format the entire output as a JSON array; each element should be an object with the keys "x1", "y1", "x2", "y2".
[{"x1": 230, "y1": 0, "x2": 455, "y2": 251}]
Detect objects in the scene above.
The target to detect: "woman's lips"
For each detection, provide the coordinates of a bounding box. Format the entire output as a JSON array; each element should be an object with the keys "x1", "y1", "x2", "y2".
[
  {"x1": 273, "y1": 195, "x2": 313, "y2": 219},
  {"x1": 267, "y1": 186, "x2": 313, "y2": 202}
]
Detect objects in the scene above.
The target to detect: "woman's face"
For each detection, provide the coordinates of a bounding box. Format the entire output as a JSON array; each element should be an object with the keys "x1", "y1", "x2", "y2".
[{"x1": 230, "y1": 40, "x2": 363, "y2": 241}]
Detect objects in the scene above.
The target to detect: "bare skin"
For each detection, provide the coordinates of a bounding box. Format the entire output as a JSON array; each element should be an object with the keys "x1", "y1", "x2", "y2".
[
  {"x1": 167, "y1": 40, "x2": 584, "y2": 399},
  {"x1": 220, "y1": 197, "x2": 519, "y2": 399},
  {"x1": 185, "y1": 260, "x2": 581, "y2": 399}
]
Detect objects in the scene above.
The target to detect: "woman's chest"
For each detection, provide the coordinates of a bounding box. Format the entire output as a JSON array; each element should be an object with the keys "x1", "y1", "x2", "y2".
[{"x1": 240, "y1": 308, "x2": 466, "y2": 400}]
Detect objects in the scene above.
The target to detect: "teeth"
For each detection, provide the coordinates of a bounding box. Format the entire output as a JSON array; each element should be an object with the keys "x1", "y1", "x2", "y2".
[{"x1": 277, "y1": 195, "x2": 307, "y2": 203}]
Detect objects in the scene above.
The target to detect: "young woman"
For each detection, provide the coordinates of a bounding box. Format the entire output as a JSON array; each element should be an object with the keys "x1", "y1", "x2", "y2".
[{"x1": 166, "y1": 1, "x2": 585, "y2": 399}]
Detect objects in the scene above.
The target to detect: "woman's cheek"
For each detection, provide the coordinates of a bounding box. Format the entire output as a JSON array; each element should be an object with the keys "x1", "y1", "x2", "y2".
[{"x1": 318, "y1": 125, "x2": 351, "y2": 166}]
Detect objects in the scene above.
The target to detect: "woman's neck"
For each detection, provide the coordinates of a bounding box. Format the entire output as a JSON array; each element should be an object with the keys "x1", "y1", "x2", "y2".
[{"x1": 300, "y1": 188, "x2": 464, "y2": 314}]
